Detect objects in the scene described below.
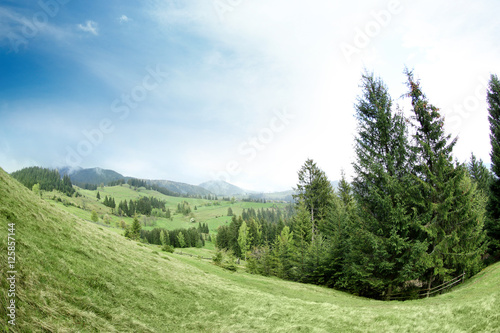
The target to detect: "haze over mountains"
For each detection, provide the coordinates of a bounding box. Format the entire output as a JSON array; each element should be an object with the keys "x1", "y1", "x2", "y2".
[{"x1": 55, "y1": 166, "x2": 296, "y2": 199}]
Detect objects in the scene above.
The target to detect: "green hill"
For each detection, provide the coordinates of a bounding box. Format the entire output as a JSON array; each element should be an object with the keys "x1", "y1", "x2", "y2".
[
  {"x1": 61, "y1": 167, "x2": 126, "y2": 186},
  {"x1": 1, "y1": 167, "x2": 499, "y2": 332}
]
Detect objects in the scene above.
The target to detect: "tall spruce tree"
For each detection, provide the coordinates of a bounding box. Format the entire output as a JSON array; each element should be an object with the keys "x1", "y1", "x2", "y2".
[
  {"x1": 293, "y1": 159, "x2": 333, "y2": 241},
  {"x1": 350, "y1": 72, "x2": 426, "y2": 298},
  {"x1": 406, "y1": 69, "x2": 486, "y2": 285},
  {"x1": 291, "y1": 200, "x2": 312, "y2": 278},
  {"x1": 487, "y1": 73, "x2": 500, "y2": 258},
  {"x1": 468, "y1": 153, "x2": 493, "y2": 195}
]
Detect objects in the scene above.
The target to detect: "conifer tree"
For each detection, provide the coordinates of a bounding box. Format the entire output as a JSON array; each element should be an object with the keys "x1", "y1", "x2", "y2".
[
  {"x1": 130, "y1": 216, "x2": 142, "y2": 240},
  {"x1": 272, "y1": 226, "x2": 295, "y2": 280},
  {"x1": 487, "y1": 74, "x2": 500, "y2": 258},
  {"x1": 96, "y1": 191, "x2": 101, "y2": 200},
  {"x1": 238, "y1": 221, "x2": 250, "y2": 260},
  {"x1": 292, "y1": 200, "x2": 312, "y2": 277},
  {"x1": 177, "y1": 232, "x2": 186, "y2": 249},
  {"x1": 468, "y1": 153, "x2": 493, "y2": 195},
  {"x1": 406, "y1": 69, "x2": 486, "y2": 284},
  {"x1": 293, "y1": 159, "x2": 333, "y2": 241},
  {"x1": 160, "y1": 230, "x2": 168, "y2": 247},
  {"x1": 351, "y1": 71, "x2": 426, "y2": 298}
]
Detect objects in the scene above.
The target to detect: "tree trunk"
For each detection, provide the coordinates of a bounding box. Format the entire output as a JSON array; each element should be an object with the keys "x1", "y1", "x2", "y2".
[{"x1": 426, "y1": 276, "x2": 434, "y2": 298}]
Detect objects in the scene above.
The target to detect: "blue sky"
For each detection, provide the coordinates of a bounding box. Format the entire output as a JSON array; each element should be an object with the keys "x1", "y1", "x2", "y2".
[{"x1": 1, "y1": 0, "x2": 499, "y2": 191}]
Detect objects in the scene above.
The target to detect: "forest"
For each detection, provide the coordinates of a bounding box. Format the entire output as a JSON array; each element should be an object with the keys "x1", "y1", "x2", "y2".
[
  {"x1": 215, "y1": 70, "x2": 500, "y2": 299},
  {"x1": 11, "y1": 166, "x2": 75, "y2": 197}
]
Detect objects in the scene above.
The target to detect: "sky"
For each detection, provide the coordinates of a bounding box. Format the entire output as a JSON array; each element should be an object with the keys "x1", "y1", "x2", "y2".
[{"x1": 0, "y1": 0, "x2": 499, "y2": 192}]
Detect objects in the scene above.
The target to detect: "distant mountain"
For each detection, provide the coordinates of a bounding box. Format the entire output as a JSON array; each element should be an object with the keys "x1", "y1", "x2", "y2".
[
  {"x1": 148, "y1": 179, "x2": 212, "y2": 197},
  {"x1": 59, "y1": 167, "x2": 127, "y2": 186},
  {"x1": 198, "y1": 180, "x2": 248, "y2": 196}
]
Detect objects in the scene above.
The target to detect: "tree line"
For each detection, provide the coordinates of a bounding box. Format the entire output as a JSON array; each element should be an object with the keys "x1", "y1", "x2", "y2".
[
  {"x1": 140, "y1": 226, "x2": 207, "y2": 248},
  {"x1": 115, "y1": 196, "x2": 167, "y2": 217},
  {"x1": 222, "y1": 70, "x2": 500, "y2": 300},
  {"x1": 11, "y1": 167, "x2": 75, "y2": 197}
]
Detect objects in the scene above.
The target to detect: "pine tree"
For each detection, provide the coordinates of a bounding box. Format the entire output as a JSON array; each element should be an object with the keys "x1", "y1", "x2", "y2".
[
  {"x1": 406, "y1": 69, "x2": 487, "y2": 285},
  {"x1": 487, "y1": 74, "x2": 500, "y2": 259},
  {"x1": 272, "y1": 226, "x2": 295, "y2": 280},
  {"x1": 238, "y1": 221, "x2": 250, "y2": 260},
  {"x1": 293, "y1": 159, "x2": 333, "y2": 241},
  {"x1": 468, "y1": 153, "x2": 493, "y2": 195},
  {"x1": 350, "y1": 71, "x2": 426, "y2": 298},
  {"x1": 177, "y1": 232, "x2": 186, "y2": 249},
  {"x1": 97, "y1": 191, "x2": 101, "y2": 200},
  {"x1": 292, "y1": 200, "x2": 312, "y2": 277},
  {"x1": 130, "y1": 216, "x2": 142, "y2": 240}
]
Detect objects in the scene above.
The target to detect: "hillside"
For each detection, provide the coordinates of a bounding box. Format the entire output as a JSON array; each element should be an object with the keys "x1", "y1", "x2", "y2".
[
  {"x1": 199, "y1": 180, "x2": 248, "y2": 196},
  {"x1": 1, "y1": 167, "x2": 499, "y2": 332},
  {"x1": 147, "y1": 179, "x2": 212, "y2": 197},
  {"x1": 60, "y1": 167, "x2": 126, "y2": 185}
]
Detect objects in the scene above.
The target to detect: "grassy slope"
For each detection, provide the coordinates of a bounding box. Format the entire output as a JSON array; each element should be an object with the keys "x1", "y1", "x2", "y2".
[
  {"x1": 60, "y1": 184, "x2": 285, "y2": 234},
  {"x1": 1, "y1": 168, "x2": 499, "y2": 332}
]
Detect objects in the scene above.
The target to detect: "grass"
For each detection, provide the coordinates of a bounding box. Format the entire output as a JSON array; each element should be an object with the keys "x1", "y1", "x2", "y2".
[
  {"x1": 1, "y1": 167, "x2": 499, "y2": 332},
  {"x1": 55, "y1": 184, "x2": 288, "y2": 235}
]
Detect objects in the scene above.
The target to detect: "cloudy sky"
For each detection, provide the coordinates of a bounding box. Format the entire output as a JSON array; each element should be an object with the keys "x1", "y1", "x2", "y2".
[{"x1": 0, "y1": 0, "x2": 499, "y2": 192}]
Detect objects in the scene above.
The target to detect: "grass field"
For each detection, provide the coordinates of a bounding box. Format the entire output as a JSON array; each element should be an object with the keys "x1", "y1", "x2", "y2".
[
  {"x1": 50, "y1": 184, "x2": 287, "y2": 235},
  {"x1": 1, "y1": 168, "x2": 499, "y2": 332}
]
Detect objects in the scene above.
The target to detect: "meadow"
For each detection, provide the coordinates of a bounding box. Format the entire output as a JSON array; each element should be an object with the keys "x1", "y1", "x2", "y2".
[
  {"x1": 1, "y1": 168, "x2": 499, "y2": 332},
  {"x1": 44, "y1": 183, "x2": 286, "y2": 235}
]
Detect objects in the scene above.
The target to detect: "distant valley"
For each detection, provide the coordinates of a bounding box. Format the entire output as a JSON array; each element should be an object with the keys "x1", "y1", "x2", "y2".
[{"x1": 55, "y1": 166, "x2": 296, "y2": 201}]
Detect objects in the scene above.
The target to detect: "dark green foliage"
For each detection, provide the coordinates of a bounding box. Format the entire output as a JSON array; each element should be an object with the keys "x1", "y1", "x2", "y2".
[
  {"x1": 246, "y1": 70, "x2": 490, "y2": 300},
  {"x1": 406, "y1": 69, "x2": 486, "y2": 285},
  {"x1": 293, "y1": 159, "x2": 334, "y2": 240},
  {"x1": 126, "y1": 216, "x2": 142, "y2": 240},
  {"x1": 468, "y1": 153, "x2": 493, "y2": 195},
  {"x1": 116, "y1": 196, "x2": 165, "y2": 217},
  {"x1": 140, "y1": 227, "x2": 204, "y2": 248},
  {"x1": 212, "y1": 250, "x2": 238, "y2": 271},
  {"x1": 11, "y1": 166, "x2": 75, "y2": 196},
  {"x1": 176, "y1": 201, "x2": 191, "y2": 216},
  {"x1": 102, "y1": 195, "x2": 116, "y2": 209},
  {"x1": 197, "y1": 222, "x2": 209, "y2": 234},
  {"x1": 107, "y1": 179, "x2": 126, "y2": 186},
  {"x1": 75, "y1": 182, "x2": 98, "y2": 190},
  {"x1": 349, "y1": 72, "x2": 426, "y2": 298},
  {"x1": 487, "y1": 74, "x2": 500, "y2": 259}
]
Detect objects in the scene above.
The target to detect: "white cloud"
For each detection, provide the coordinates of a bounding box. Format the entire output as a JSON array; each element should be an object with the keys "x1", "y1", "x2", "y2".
[
  {"x1": 118, "y1": 15, "x2": 130, "y2": 23},
  {"x1": 142, "y1": 0, "x2": 500, "y2": 189},
  {"x1": 78, "y1": 20, "x2": 98, "y2": 35}
]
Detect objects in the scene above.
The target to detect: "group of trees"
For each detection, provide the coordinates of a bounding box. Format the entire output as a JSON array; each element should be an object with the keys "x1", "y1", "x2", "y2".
[
  {"x1": 101, "y1": 195, "x2": 116, "y2": 209},
  {"x1": 176, "y1": 201, "x2": 192, "y2": 216},
  {"x1": 215, "y1": 213, "x2": 290, "y2": 258},
  {"x1": 116, "y1": 196, "x2": 167, "y2": 217},
  {"x1": 241, "y1": 206, "x2": 294, "y2": 224},
  {"x1": 11, "y1": 167, "x2": 75, "y2": 197},
  {"x1": 140, "y1": 227, "x2": 206, "y2": 248},
  {"x1": 225, "y1": 71, "x2": 500, "y2": 299}
]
